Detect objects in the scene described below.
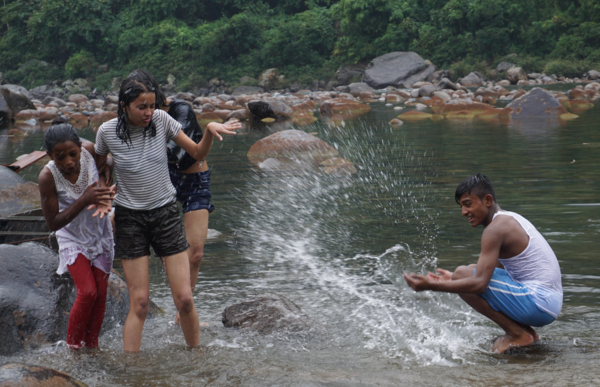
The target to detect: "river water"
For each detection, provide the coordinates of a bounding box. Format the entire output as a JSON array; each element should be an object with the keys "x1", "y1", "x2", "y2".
[{"x1": 1, "y1": 87, "x2": 599, "y2": 386}]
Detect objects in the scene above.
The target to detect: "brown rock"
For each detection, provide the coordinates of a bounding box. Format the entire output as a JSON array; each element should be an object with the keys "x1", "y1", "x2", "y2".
[
  {"x1": 69, "y1": 113, "x2": 89, "y2": 125},
  {"x1": 212, "y1": 109, "x2": 233, "y2": 120},
  {"x1": 247, "y1": 130, "x2": 338, "y2": 164},
  {"x1": 0, "y1": 363, "x2": 87, "y2": 387},
  {"x1": 319, "y1": 99, "x2": 371, "y2": 118},
  {"x1": 226, "y1": 109, "x2": 252, "y2": 121},
  {"x1": 67, "y1": 94, "x2": 88, "y2": 105},
  {"x1": 197, "y1": 112, "x2": 223, "y2": 124},
  {"x1": 14, "y1": 109, "x2": 40, "y2": 122},
  {"x1": 438, "y1": 102, "x2": 492, "y2": 116},
  {"x1": 89, "y1": 111, "x2": 117, "y2": 125},
  {"x1": 506, "y1": 67, "x2": 527, "y2": 84},
  {"x1": 397, "y1": 111, "x2": 432, "y2": 121},
  {"x1": 320, "y1": 157, "x2": 357, "y2": 175}
]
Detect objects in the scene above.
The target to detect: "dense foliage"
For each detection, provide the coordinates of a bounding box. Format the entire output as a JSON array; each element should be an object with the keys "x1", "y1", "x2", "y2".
[{"x1": 1, "y1": 0, "x2": 599, "y2": 90}]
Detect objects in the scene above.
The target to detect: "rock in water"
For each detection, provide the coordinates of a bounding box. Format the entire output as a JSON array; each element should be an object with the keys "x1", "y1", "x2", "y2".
[
  {"x1": 222, "y1": 294, "x2": 313, "y2": 334},
  {"x1": 0, "y1": 166, "x2": 40, "y2": 217},
  {"x1": 0, "y1": 86, "x2": 35, "y2": 121},
  {"x1": 458, "y1": 72, "x2": 484, "y2": 87},
  {"x1": 247, "y1": 100, "x2": 293, "y2": 120},
  {"x1": 0, "y1": 363, "x2": 87, "y2": 386},
  {"x1": 247, "y1": 130, "x2": 338, "y2": 165},
  {"x1": 506, "y1": 88, "x2": 567, "y2": 119},
  {"x1": 363, "y1": 52, "x2": 430, "y2": 89},
  {"x1": 0, "y1": 242, "x2": 161, "y2": 355}
]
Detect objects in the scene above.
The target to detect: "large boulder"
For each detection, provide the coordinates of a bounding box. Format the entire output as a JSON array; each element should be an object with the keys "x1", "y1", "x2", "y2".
[
  {"x1": 0, "y1": 166, "x2": 40, "y2": 217},
  {"x1": 222, "y1": 294, "x2": 313, "y2": 335},
  {"x1": 458, "y1": 72, "x2": 484, "y2": 87},
  {"x1": 2, "y1": 85, "x2": 33, "y2": 101},
  {"x1": 506, "y1": 67, "x2": 527, "y2": 84},
  {"x1": 246, "y1": 100, "x2": 293, "y2": 120},
  {"x1": 0, "y1": 363, "x2": 87, "y2": 386},
  {"x1": 0, "y1": 242, "x2": 162, "y2": 356},
  {"x1": 335, "y1": 63, "x2": 367, "y2": 85},
  {"x1": 587, "y1": 70, "x2": 600, "y2": 80},
  {"x1": 247, "y1": 130, "x2": 338, "y2": 165},
  {"x1": 258, "y1": 68, "x2": 280, "y2": 90},
  {"x1": 363, "y1": 52, "x2": 432, "y2": 89},
  {"x1": 0, "y1": 86, "x2": 36, "y2": 122},
  {"x1": 436, "y1": 77, "x2": 460, "y2": 91},
  {"x1": 496, "y1": 62, "x2": 516, "y2": 73},
  {"x1": 506, "y1": 87, "x2": 568, "y2": 119},
  {"x1": 347, "y1": 82, "x2": 375, "y2": 96}
]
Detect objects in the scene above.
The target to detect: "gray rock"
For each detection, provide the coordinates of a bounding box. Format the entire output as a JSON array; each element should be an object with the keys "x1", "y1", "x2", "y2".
[
  {"x1": 436, "y1": 77, "x2": 460, "y2": 90},
  {"x1": 233, "y1": 86, "x2": 264, "y2": 95},
  {"x1": 0, "y1": 363, "x2": 87, "y2": 386},
  {"x1": 401, "y1": 64, "x2": 437, "y2": 88},
  {"x1": 258, "y1": 68, "x2": 280, "y2": 90},
  {"x1": 2, "y1": 84, "x2": 33, "y2": 101},
  {"x1": 0, "y1": 86, "x2": 35, "y2": 122},
  {"x1": 426, "y1": 69, "x2": 451, "y2": 83},
  {"x1": 347, "y1": 82, "x2": 375, "y2": 95},
  {"x1": 587, "y1": 70, "x2": 600, "y2": 80},
  {"x1": 432, "y1": 91, "x2": 451, "y2": 101},
  {"x1": 458, "y1": 72, "x2": 484, "y2": 87},
  {"x1": 363, "y1": 51, "x2": 429, "y2": 89},
  {"x1": 418, "y1": 84, "x2": 437, "y2": 97},
  {"x1": 0, "y1": 72, "x2": 4, "y2": 85},
  {"x1": 506, "y1": 67, "x2": 527, "y2": 84},
  {"x1": 222, "y1": 294, "x2": 313, "y2": 334},
  {"x1": 247, "y1": 100, "x2": 293, "y2": 120},
  {"x1": 0, "y1": 241, "x2": 162, "y2": 356},
  {"x1": 527, "y1": 73, "x2": 543, "y2": 79},
  {"x1": 335, "y1": 63, "x2": 367, "y2": 85},
  {"x1": 496, "y1": 62, "x2": 516, "y2": 73},
  {"x1": 506, "y1": 87, "x2": 567, "y2": 119}
]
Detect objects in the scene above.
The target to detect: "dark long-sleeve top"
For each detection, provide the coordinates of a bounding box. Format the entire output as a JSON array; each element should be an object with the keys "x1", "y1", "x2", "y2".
[{"x1": 166, "y1": 99, "x2": 204, "y2": 171}]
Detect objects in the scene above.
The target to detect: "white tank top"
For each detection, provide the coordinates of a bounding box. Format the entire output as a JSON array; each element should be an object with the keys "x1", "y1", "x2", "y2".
[
  {"x1": 46, "y1": 148, "x2": 114, "y2": 274},
  {"x1": 494, "y1": 210, "x2": 563, "y2": 318}
]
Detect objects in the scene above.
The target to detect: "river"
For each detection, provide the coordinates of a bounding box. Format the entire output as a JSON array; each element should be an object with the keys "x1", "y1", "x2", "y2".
[{"x1": 1, "y1": 86, "x2": 599, "y2": 386}]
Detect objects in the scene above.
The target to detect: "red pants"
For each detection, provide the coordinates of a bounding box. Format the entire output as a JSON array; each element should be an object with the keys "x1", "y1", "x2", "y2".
[{"x1": 67, "y1": 253, "x2": 109, "y2": 348}]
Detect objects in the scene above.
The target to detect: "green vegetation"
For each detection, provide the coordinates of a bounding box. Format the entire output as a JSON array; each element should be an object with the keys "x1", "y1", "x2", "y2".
[{"x1": 1, "y1": 0, "x2": 599, "y2": 90}]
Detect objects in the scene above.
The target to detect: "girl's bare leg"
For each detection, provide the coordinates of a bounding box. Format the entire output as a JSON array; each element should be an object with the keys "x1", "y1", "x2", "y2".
[{"x1": 122, "y1": 256, "x2": 150, "y2": 352}]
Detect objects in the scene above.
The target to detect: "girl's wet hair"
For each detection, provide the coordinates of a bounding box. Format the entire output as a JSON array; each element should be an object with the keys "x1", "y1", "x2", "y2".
[
  {"x1": 45, "y1": 117, "x2": 81, "y2": 153},
  {"x1": 455, "y1": 173, "x2": 497, "y2": 204},
  {"x1": 116, "y1": 69, "x2": 161, "y2": 147}
]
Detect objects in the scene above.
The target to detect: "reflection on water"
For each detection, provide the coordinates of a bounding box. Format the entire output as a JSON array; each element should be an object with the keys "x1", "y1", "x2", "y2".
[{"x1": 1, "y1": 87, "x2": 600, "y2": 385}]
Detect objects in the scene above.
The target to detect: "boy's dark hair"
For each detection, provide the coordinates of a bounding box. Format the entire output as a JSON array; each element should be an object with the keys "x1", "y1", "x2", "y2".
[
  {"x1": 116, "y1": 69, "x2": 159, "y2": 148},
  {"x1": 455, "y1": 173, "x2": 496, "y2": 204},
  {"x1": 45, "y1": 118, "x2": 81, "y2": 153}
]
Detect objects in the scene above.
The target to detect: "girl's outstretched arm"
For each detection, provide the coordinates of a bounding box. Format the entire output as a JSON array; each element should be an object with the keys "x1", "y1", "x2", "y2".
[{"x1": 172, "y1": 120, "x2": 241, "y2": 162}]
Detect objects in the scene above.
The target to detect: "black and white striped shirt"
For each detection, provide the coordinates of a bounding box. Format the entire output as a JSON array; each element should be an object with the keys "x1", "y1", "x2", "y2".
[{"x1": 95, "y1": 109, "x2": 182, "y2": 210}]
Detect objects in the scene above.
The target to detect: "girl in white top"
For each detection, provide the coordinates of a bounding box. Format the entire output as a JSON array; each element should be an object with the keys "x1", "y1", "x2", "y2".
[{"x1": 38, "y1": 119, "x2": 115, "y2": 349}]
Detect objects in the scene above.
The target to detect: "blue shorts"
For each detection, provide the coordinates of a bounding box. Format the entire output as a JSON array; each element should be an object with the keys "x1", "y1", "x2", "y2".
[
  {"x1": 475, "y1": 268, "x2": 555, "y2": 327},
  {"x1": 168, "y1": 165, "x2": 215, "y2": 214}
]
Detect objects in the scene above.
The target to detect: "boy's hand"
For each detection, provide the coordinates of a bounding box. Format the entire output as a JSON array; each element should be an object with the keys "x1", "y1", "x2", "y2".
[
  {"x1": 207, "y1": 119, "x2": 241, "y2": 141},
  {"x1": 426, "y1": 268, "x2": 453, "y2": 282},
  {"x1": 403, "y1": 272, "x2": 432, "y2": 292}
]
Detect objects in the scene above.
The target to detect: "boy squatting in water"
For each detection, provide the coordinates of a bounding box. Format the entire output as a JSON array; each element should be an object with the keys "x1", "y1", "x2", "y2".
[{"x1": 404, "y1": 174, "x2": 563, "y2": 353}]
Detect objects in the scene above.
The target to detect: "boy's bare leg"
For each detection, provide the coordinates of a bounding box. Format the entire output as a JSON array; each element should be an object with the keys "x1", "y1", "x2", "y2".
[
  {"x1": 453, "y1": 265, "x2": 535, "y2": 353},
  {"x1": 122, "y1": 256, "x2": 150, "y2": 352},
  {"x1": 164, "y1": 251, "x2": 199, "y2": 347},
  {"x1": 174, "y1": 209, "x2": 209, "y2": 324}
]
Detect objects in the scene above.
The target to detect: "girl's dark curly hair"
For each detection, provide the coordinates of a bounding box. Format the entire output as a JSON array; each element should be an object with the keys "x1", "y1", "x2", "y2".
[{"x1": 116, "y1": 69, "x2": 161, "y2": 148}]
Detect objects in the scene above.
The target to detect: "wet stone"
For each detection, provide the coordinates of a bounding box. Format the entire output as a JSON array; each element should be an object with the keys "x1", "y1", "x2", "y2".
[
  {"x1": 222, "y1": 293, "x2": 314, "y2": 335},
  {"x1": 0, "y1": 363, "x2": 87, "y2": 386}
]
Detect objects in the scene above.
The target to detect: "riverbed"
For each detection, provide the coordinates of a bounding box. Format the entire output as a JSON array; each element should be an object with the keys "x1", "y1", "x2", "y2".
[{"x1": 1, "y1": 86, "x2": 599, "y2": 386}]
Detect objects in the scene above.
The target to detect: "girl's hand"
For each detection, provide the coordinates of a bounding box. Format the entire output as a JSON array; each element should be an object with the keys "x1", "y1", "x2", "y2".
[
  {"x1": 207, "y1": 119, "x2": 241, "y2": 141},
  {"x1": 87, "y1": 184, "x2": 117, "y2": 218}
]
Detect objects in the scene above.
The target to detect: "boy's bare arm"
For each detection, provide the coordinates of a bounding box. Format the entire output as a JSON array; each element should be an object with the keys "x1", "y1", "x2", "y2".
[{"x1": 404, "y1": 224, "x2": 505, "y2": 294}]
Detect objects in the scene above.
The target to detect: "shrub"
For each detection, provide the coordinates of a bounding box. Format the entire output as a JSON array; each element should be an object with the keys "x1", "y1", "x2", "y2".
[
  {"x1": 543, "y1": 60, "x2": 590, "y2": 78},
  {"x1": 65, "y1": 50, "x2": 99, "y2": 78}
]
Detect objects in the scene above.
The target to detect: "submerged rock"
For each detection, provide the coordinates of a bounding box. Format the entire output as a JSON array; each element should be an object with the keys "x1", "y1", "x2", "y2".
[
  {"x1": 222, "y1": 294, "x2": 313, "y2": 334},
  {"x1": 0, "y1": 363, "x2": 87, "y2": 386}
]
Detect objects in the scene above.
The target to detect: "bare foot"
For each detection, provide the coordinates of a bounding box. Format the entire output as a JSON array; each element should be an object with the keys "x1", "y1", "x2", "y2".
[
  {"x1": 524, "y1": 326, "x2": 539, "y2": 341},
  {"x1": 174, "y1": 311, "x2": 181, "y2": 325},
  {"x1": 492, "y1": 333, "x2": 534, "y2": 353}
]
